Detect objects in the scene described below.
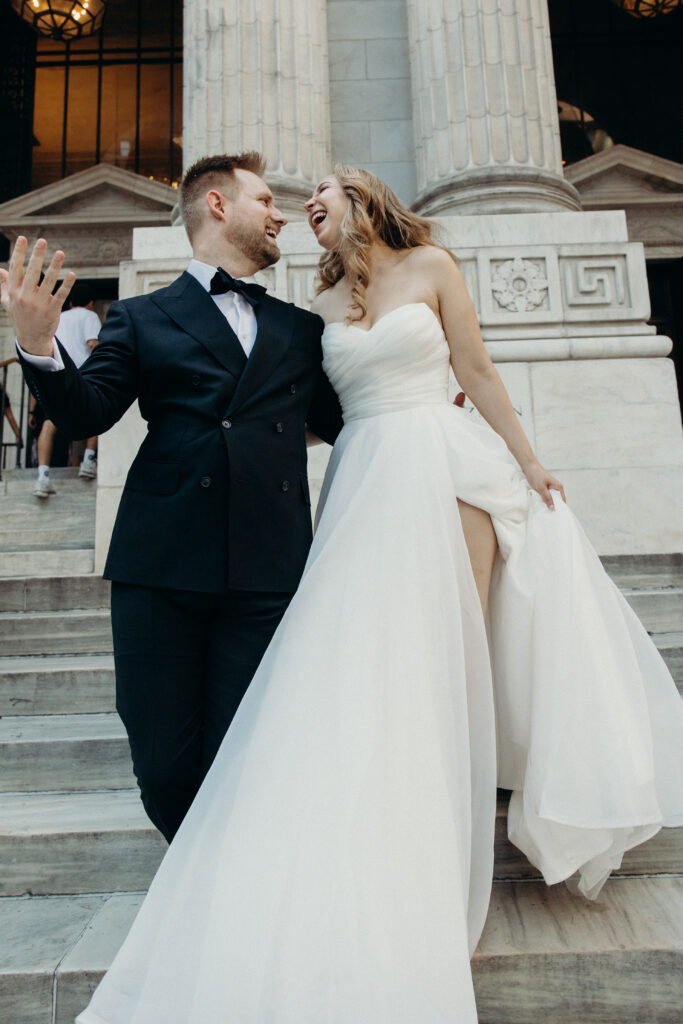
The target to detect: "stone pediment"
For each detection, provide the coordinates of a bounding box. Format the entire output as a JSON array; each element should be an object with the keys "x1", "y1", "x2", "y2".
[
  {"x1": 0, "y1": 165, "x2": 180, "y2": 276},
  {"x1": 566, "y1": 146, "x2": 683, "y2": 258},
  {"x1": 565, "y1": 146, "x2": 683, "y2": 205},
  {"x1": 0, "y1": 164, "x2": 177, "y2": 227}
]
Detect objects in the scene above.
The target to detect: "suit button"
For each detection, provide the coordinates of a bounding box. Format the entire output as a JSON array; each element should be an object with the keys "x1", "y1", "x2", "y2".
[
  {"x1": 281, "y1": 480, "x2": 290, "y2": 492},
  {"x1": 276, "y1": 422, "x2": 284, "y2": 433},
  {"x1": 200, "y1": 476, "x2": 212, "y2": 488},
  {"x1": 191, "y1": 374, "x2": 201, "y2": 386},
  {"x1": 222, "y1": 419, "x2": 232, "y2": 429},
  {"x1": 289, "y1": 383, "x2": 297, "y2": 394}
]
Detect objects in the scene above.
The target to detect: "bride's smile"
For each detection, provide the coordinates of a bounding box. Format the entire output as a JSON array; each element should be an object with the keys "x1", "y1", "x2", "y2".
[{"x1": 305, "y1": 176, "x2": 348, "y2": 248}]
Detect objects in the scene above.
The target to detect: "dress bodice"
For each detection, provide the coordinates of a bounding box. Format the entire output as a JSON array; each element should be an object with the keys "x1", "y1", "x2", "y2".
[{"x1": 322, "y1": 303, "x2": 450, "y2": 422}]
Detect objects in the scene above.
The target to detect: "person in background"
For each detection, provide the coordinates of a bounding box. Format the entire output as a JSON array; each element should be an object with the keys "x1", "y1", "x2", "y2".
[
  {"x1": 32, "y1": 281, "x2": 101, "y2": 497},
  {"x1": 0, "y1": 380, "x2": 22, "y2": 447}
]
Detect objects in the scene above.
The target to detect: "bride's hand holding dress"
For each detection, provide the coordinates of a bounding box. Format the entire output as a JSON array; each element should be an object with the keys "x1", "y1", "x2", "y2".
[{"x1": 407, "y1": 244, "x2": 566, "y2": 511}]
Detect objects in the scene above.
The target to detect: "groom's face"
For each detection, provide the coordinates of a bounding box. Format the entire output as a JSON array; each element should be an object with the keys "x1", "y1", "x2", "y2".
[{"x1": 222, "y1": 170, "x2": 287, "y2": 269}]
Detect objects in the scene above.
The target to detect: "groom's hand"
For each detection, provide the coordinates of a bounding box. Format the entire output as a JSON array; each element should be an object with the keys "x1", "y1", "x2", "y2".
[{"x1": 0, "y1": 237, "x2": 76, "y2": 357}]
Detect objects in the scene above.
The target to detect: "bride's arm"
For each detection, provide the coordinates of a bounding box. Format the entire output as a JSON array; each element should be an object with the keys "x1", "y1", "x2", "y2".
[{"x1": 426, "y1": 248, "x2": 565, "y2": 509}]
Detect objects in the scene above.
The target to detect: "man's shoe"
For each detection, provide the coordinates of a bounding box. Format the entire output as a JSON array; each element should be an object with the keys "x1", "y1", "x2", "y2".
[
  {"x1": 34, "y1": 477, "x2": 56, "y2": 498},
  {"x1": 78, "y1": 458, "x2": 97, "y2": 479}
]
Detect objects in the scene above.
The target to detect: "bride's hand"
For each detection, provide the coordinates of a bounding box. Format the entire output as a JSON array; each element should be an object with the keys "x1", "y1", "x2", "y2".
[{"x1": 522, "y1": 458, "x2": 566, "y2": 510}]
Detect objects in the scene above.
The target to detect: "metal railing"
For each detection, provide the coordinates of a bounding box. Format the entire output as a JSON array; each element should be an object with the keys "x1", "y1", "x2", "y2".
[{"x1": 0, "y1": 358, "x2": 30, "y2": 480}]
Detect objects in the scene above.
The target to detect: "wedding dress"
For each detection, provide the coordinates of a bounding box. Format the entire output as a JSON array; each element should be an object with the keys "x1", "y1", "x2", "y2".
[{"x1": 77, "y1": 303, "x2": 683, "y2": 1024}]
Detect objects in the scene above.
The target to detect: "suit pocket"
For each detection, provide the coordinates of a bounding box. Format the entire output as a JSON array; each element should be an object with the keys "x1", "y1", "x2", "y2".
[
  {"x1": 125, "y1": 461, "x2": 181, "y2": 495},
  {"x1": 299, "y1": 472, "x2": 311, "y2": 507}
]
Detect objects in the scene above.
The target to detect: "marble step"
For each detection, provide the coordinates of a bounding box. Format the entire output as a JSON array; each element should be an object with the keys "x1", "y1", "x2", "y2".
[
  {"x1": 0, "y1": 575, "x2": 110, "y2": 614},
  {"x1": 0, "y1": 654, "x2": 115, "y2": 716},
  {"x1": 0, "y1": 714, "x2": 134, "y2": 792},
  {"x1": 601, "y1": 552, "x2": 683, "y2": 590},
  {"x1": 655, "y1": 631, "x2": 683, "y2": 691},
  {"x1": 622, "y1": 586, "x2": 683, "y2": 634},
  {"x1": 0, "y1": 467, "x2": 92, "y2": 494},
  {"x1": 1, "y1": 877, "x2": 681, "y2": 1024},
  {"x1": 0, "y1": 502, "x2": 93, "y2": 526},
  {"x1": 0, "y1": 608, "x2": 112, "y2": 656},
  {"x1": 0, "y1": 549, "x2": 95, "y2": 579},
  {"x1": 0, "y1": 790, "x2": 167, "y2": 897},
  {"x1": 1, "y1": 787, "x2": 678, "y2": 899},
  {"x1": 493, "y1": 795, "x2": 683, "y2": 880},
  {"x1": 473, "y1": 875, "x2": 683, "y2": 1024},
  {"x1": 0, "y1": 527, "x2": 95, "y2": 553}
]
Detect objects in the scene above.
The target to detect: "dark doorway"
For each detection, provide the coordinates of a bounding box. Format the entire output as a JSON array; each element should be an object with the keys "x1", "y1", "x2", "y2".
[{"x1": 549, "y1": 0, "x2": 683, "y2": 166}]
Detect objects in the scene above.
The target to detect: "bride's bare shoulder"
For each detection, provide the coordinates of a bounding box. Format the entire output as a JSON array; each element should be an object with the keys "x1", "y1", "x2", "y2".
[
  {"x1": 405, "y1": 245, "x2": 466, "y2": 294},
  {"x1": 310, "y1": 283, "x2": 348, "y2": 324},
  {"x1": 405, "y1": 244, "x2": 458, "y2": 272}
]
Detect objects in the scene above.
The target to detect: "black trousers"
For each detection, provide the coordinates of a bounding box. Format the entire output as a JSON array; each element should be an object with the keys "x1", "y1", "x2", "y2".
[{"x1": 111, "y1": 582, "x2": 293, "y2": 842}]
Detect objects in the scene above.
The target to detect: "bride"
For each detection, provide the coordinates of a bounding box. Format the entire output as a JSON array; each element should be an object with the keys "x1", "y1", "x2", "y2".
[{"x1": 75, "y1": 167, "x2": 683, "y2": 1023}]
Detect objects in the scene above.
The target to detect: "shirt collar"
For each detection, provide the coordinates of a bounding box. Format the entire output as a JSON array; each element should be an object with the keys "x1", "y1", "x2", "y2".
[{"x1": 187, "y1": 258, "x2": 259, "y2": 293}]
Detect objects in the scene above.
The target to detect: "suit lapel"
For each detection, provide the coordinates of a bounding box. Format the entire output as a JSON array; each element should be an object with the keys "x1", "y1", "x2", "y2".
[
  {"x1": 151, "y1": 272, "x2": 247, "y2": 381},
  {"x1": 227, "y1": 295, "x2": 296, "y2": 414}
]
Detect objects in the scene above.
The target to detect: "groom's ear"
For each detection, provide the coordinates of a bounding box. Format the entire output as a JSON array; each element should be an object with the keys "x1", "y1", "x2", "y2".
[{"x1": 206, "y1": 190, "x2": 227, "y2": 222}]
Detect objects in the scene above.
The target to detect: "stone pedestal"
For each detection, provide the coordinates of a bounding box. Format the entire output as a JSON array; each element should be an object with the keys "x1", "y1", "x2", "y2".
[
  {"x1": 406, "y1": 0, "x2": 580, "y2": 214},
  {"x1": 183, "y1": 0, "x2": 331, "y2": 217}
]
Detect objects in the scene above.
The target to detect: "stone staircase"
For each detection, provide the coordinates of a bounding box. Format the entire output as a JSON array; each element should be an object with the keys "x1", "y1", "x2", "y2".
[
  {"x1": 0, "y1": 469, "x2": 96, "y2": 579},
  {"x1": 0, "y1": 542, "x2": 681, "y2": 1020}
]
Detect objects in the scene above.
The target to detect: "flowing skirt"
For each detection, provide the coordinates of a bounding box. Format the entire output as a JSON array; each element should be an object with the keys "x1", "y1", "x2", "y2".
[{"x1": 77, "y1": 403, "x2": 683, "y2": 1023}]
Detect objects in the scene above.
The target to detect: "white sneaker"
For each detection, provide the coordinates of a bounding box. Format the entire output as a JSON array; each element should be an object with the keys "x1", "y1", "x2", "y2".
[
  {"x1": 34, "y1": 476, "x2": 56, "y2": 498},
  {"x1": 78, "y1": 458, "x2": 97, "y2": 479}
]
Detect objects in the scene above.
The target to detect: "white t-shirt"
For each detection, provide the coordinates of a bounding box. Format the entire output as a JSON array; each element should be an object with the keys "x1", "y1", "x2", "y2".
[{"x1": 55, "y1": 306, "x2": 102, "y2": 368}]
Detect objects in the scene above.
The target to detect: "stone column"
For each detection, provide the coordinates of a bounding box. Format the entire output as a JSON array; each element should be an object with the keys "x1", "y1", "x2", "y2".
[
  {"x1": 183, "y1": 0, "x2": 331, "y2": 217},
  {"x1": 406, "y1": 0, "x2": 581, "y2": 215}
]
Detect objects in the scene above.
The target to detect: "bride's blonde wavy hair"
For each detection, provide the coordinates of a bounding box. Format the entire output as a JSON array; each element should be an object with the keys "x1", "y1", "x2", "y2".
[{"x1": 316, "y1": 165, "x2": 445, "y2": 323}]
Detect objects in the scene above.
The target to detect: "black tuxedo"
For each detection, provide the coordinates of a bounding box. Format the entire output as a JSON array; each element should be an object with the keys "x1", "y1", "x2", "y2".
[
  {"x1": 22, "y1": 271, "x2": 342, "y2": 592},
  {"x1": 20, "y1": 271, "x2": 343, "y2": 840}
]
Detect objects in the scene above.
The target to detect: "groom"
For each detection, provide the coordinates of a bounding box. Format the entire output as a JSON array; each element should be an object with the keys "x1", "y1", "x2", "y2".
[{"x1": 3, "y1": 152, "x2": 343, "y2": 842}]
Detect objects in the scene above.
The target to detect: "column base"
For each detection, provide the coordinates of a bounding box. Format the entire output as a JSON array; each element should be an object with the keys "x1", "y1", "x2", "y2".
[{"x1": 413, "y1": 168, "x2": 582, "y2": 216}]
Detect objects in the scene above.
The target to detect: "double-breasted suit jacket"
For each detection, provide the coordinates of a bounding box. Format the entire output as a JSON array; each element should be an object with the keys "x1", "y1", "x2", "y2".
[{"x1": 20, "y1": 272, "x2": 343, "y2": 594}]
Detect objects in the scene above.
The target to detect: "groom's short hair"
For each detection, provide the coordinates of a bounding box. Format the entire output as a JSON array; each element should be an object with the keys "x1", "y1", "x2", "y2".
[{"x1": 180, "y1": 152, "x2": 267, "y2": 240}]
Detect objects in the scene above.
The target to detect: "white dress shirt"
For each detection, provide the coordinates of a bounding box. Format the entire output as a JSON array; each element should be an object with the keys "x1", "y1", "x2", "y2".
[
  {"x1": 186, "y1": 259, "x2": 258, "y2": 357},
  {"x1": 17, "y1": 259, "x2": 260, "y2": 370}
]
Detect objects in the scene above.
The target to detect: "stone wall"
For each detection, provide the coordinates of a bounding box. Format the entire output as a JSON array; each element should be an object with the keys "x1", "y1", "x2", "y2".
[{"x1": 327, "y1": 0, "x2": 416, "y2": 204}]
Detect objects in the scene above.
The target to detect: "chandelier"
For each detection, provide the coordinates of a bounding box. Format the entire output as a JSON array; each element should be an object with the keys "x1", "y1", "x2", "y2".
[
  {"x1": 11, "y1": 0, "x2": 108, "y2": 40},
  {"x1": 610, "y1": 0, "x2": 682, "y2": 15}
]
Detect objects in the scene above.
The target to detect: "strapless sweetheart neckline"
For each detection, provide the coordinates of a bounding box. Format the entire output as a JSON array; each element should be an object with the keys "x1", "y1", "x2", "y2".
[{"x1": 323, "y1": 301, "x2": 441, "y2": 336}]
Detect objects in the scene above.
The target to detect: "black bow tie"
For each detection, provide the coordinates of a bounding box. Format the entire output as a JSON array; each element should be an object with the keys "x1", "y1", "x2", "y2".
[{"x1": 209, "y1": 267, "x2": 267, "y2": 307}]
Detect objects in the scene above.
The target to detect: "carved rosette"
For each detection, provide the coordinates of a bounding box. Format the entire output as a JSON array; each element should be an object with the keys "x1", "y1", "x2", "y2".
[{"x1": 491, "y1": 257, "x2": 549, "y2": 312}]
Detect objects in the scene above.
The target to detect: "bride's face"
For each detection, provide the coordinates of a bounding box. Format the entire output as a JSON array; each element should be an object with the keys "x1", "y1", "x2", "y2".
[{"x1": 305, "y1": 176, "x2": 348, "y2": 250}]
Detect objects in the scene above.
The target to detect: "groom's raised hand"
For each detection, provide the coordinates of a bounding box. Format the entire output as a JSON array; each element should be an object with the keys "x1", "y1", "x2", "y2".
[{"x1": 0, "y1": 236, "x2": 76, "y2": 357}]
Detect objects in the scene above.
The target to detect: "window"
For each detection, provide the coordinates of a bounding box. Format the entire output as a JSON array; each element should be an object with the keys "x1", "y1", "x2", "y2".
[{"x1": 31, "y1": 0, "x2": 182, "y2": 189}]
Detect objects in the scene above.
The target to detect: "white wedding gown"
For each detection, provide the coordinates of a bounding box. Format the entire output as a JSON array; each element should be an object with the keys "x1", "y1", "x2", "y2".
[{"x1": 77, "y1": 303, "x2": 683, "y2": 1024}]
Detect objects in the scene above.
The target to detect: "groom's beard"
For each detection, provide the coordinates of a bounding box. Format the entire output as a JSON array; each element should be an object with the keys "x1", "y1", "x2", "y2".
[{"x1": 229, "y1": 216, "x2": 281, "y2": 270}]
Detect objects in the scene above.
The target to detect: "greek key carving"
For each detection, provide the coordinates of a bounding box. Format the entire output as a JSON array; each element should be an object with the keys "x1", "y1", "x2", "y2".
[{"x1": 563, "y1": 258, "x2": 628, "y2": 307}]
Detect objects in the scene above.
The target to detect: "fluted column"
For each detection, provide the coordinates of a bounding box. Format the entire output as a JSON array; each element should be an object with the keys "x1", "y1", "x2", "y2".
[
  {"x1": 183, "y1": 0, "x2": 331, "y2": 217},
  {"x1": 406, "y1": 0, "x2": 580, "y2": 215}
]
